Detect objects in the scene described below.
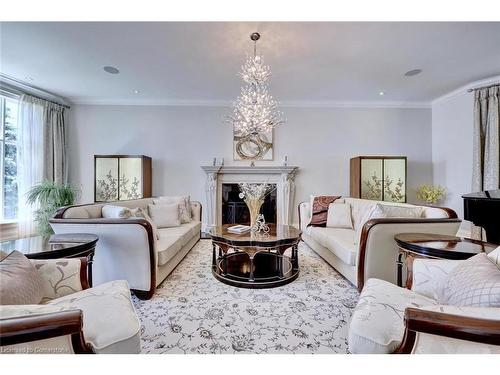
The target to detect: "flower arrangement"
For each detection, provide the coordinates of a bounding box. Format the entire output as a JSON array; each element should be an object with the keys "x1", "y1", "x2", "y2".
[
  {"x1": 416, "y1": 184, "x2": 446, "y2": 204},
  {"x1": 238, "y1": 182, "x2": 275, "y2": 229}
]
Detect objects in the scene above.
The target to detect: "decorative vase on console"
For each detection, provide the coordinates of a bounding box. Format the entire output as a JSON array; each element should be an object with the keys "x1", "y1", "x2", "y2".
[{"x1": 238, "y1": 182, "x2": 275, "y2": 229}]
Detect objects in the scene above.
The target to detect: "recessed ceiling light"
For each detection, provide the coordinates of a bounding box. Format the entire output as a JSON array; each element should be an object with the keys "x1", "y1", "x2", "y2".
[
  {"x1": 133, "y1": 90, "x2": 140, "y2": 94},
  {"x1": 103, "y1": 66, "x2": 120, "y2": 74},
  {"x1": 379, "y1": 91, "x2": 385, "y2": 96},
  {"x1": 404, "y1": 69, "x2": 422, "y2": 77}
]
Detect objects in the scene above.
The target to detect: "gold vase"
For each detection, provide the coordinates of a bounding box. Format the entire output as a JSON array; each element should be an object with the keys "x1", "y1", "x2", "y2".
[{"x1": 245, "y1": 198, "x2": 264, "y2": 228}]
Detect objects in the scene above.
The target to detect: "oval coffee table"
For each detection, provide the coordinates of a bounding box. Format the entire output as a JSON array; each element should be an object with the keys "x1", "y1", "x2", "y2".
[{"x1": 209, "y1": 224, "x2": 302, "y2": 288}]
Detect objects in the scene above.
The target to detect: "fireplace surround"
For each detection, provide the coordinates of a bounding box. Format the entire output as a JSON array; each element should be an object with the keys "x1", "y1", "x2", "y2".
[{"x1": 201, "y1": 165, "x2": 299, "y2": 232}]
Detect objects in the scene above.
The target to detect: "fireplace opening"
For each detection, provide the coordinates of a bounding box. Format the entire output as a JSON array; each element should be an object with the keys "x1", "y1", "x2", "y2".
[{"x1": 222, "y1": 183, "x2": 277, "y2": 225}]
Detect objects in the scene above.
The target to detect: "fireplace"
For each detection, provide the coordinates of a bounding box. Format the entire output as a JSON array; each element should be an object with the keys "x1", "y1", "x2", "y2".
[
  {"x1": 201, "y1": 165, "x2": 299, "y2": 232},
  {"x1": 222, "y1": 183, "x2": 277, "y2": 225}
]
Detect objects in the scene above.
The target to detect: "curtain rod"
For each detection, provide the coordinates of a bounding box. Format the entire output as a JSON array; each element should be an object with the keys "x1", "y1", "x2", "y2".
[{"x1": 467, "y1": 83, "x2": 500, "y2": 93}]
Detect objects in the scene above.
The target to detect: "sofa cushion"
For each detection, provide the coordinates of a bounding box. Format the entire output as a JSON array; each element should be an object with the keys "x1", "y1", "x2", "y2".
[
  {"x1": 0, "y1": 251, "x2": 45, "y2": 305},
  {"x1": 102, "y1": 205, "x2": 132, "y2": 219},
  {"x1": 148, "y1": 203, "x2": 181, "y2": 228},
  {"x1": 308, "y1": 195, "x2": 342, "y2": 227},
  {"x1": 306, "y1": 227, "x2": 357, "y2": 266},
  {"x1": 156, "y1": 235, "x2": 183, "y2": 266},
  {"x1": 348, "y1": 278, "x2": 438, "y2": 354},
  {"x1": 48, "y1": 280, "x2": 141, "y2": 354},
  {"x1": 440, "y1": 253, "x2": 500, "y2": 307},
  {"x1": 326, "y1": 203, "x2": 353, "y2": 229},
  {"x1": 488, "y1": 246, "x2": 500, "y2": 266},
  {"x1": 155, "y1": 196, "x2": 191, "y2": 223}
]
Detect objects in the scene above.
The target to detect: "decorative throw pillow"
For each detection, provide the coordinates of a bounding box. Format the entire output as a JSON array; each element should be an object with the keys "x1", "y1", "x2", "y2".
[
  {"x1": 440, "y1": 253, "x2": 500, "y2": 307},
  {"x1": 155, "y1": 196, "x2": 191, "y2": 223},
  {"x1": 148, "y1": 203, "x2": 181, "y2": 228},
  {"x1": 308, "y1": 195, "x2": 342, "y2": 227},
  {"x1": 102, "y1": 205, "x2": 132, "y2": 219},
  {"x1": 130, "y1": 207, "x2": 159, "y2": 240},
  {"x1": 326, "y1": 203, "x2": 353, "y2": 229},
  {"x1": 487, "y1": 246, "x2": 500, "y2": 266},
  {"x1": 0, "y1": 251, "x2": 45, "y2": 305},
  {"x1": 369, "y1": 203, "x2": 424, "y2": 219}
]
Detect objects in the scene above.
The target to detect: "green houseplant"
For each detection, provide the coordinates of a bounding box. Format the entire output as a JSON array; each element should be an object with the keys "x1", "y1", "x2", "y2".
[{"x1": 26, "y1": 180, "x2": 77, "y2": 237}]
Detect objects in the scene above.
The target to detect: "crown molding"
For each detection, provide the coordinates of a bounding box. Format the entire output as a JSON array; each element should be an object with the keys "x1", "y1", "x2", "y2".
[
  {"x1": 432, "y1": 74, "x2": 500, "y2": 105},
  {"x1": 0, "y1": 73, "x2": 70, "y2": 106},
  {"x1": 70, "y1": 97, "x2": 431, "y2": 109}
]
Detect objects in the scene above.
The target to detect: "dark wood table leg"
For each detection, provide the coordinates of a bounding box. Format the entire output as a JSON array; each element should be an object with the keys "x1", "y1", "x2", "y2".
[
  {"x1": 87, "y1": 252, "x2": 95, "y2": 287},
  {"x1": 212, "y1": 243, "x2": 217, "y2": 271},
  {"x1": 249, "y1": 256, "x2": 255, "y2": 282},
  {"x1": 292, "y1": 244, "x2": 299, "y2": 271},
  {"x1": 396, "y1": 251, "x2": 405, "y2": 287}
]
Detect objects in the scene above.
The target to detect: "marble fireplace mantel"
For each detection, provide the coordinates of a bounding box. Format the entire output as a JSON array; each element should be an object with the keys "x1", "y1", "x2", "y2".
[{"x1": 201, "y1": 165, "x2": 299, "y2": 232}]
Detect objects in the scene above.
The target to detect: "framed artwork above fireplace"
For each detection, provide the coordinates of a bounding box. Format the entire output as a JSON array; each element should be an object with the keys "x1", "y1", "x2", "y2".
[{"x1": 233, "y1": 129, "x2": 274, "y2": 161}]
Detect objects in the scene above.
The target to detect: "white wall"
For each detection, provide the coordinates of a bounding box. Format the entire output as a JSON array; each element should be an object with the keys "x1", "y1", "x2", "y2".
[
  {"x1": 432, "y1": 92, "x2": 474, "y2": 219},
  {"x1": 68, "y1": 105, "x2": 433, "y2": 226}
]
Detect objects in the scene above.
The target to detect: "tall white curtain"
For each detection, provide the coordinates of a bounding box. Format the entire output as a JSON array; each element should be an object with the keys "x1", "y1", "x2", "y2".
[
  {"x1": 17, "y1": 95, "x2": 45, "y2": 237},
  {"x1": 471, "y1": 85, "x2": 500, "y2": 240}
]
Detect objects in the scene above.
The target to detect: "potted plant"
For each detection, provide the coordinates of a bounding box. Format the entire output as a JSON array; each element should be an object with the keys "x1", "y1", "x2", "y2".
[
  {"x1": 26, "y1": 180, "x2": 77, "y2": 237},
  {"x1": 416, "y1": 184, "x2": 446, "y2": 204}
]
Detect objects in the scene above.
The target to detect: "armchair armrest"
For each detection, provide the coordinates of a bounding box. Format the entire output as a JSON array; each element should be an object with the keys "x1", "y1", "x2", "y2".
[
  {"x1": 0, "y1": 310, "x2": 93, "y2": 353},
  {"x1": 31, "y1": 257, "x2": 89, "y2": 303},
  {"x1": 410, "y1": 258, "x2": 462, "y2": 299},
  {"x1": 396, "y1": 307, "x2": 500, "y2": 354},
  {"x1": 357, "y1": 217, "x2": 462, "y2": 292}
]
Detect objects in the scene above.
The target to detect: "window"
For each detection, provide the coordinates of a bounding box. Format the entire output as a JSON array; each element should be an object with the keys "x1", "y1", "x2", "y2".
[{"x1": 0, "y1": 96, "x2": 19, "y2": 222}]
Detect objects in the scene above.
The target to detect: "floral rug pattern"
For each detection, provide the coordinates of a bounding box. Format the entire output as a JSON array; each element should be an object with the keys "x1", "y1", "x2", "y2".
[{"x1": 133, "y1": 240, "x2": 359, "y2": 354}]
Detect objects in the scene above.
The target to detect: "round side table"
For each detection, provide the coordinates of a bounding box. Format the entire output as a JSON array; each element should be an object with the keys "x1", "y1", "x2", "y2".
[
  {"x1": 394, "y1": 232, "x2": 497, "y2": 288},
  {"x1": 0, "y1": 233, "x2": 98, "y2": 286}
]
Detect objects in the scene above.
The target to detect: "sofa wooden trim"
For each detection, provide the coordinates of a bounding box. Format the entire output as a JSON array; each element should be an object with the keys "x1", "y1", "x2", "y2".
[
  {"x1": 395, "y1": 307, "x2": 500, "y2": 353},
  {"x1": 357, "y1": 216, "x2": 461, "y2": 292},
  {"x1": 0, "y1": 310, "x2": 93, "y2": 354}
]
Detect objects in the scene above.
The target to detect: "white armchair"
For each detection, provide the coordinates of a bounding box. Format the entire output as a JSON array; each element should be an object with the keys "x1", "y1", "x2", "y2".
[
  {"x1": 0, "y1": 257, "x2": 141, "y2": 354},
  {"x1": 348, "y1": 258, "x2": 500, "y2": 354}
]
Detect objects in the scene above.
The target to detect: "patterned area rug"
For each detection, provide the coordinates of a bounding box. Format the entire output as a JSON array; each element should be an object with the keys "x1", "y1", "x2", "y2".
[{"x1": 133, "y1": 239, "x2": 359, "y2": 354}]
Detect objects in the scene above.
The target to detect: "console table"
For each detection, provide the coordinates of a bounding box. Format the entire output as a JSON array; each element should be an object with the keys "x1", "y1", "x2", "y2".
[{"x1": 209, "y1": 224, "x2": 301, "y2": 288}]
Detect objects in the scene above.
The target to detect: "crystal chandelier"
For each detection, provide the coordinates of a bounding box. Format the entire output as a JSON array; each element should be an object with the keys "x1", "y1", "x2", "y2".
[{"x1": 227, "y1": 32, "x2": 285, "y2": 138}]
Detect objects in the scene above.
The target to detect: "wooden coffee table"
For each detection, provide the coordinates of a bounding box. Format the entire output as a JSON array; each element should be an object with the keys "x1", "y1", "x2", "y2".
[
  {"x1": 209, "y1": 224, "x2": 301, "y2": 288},
  {"x1": 394, "y1": 232, "x2": 497, "y2": 288}
]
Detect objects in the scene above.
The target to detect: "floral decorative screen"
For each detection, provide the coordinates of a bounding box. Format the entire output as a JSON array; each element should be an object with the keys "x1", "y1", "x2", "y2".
[
  {"x1": 95, "y1": 156, "x2": 145, "y2": 202},
  {"x1": 95, "y1": 157, "x2": 119, "y2": 201},
  {"x1": 360, "y1": 157, "x2": 406, "y2": 203}
]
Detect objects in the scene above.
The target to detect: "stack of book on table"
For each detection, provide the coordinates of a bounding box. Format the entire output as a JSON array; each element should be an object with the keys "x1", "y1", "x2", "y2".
[{"x1": 227, "y1": 225, "x2": 251, "y2": 234}]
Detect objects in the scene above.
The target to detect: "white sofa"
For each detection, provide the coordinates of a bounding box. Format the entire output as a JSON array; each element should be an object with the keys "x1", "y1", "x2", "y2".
[
  {"x1": 348, "y1": 258, "x2": 500, "y2": 354},
  {"x1": 298, "y1": 197, "x2": 461, "y2": 291},
  {"x1": 50, "y1": 198, "x2": 201, "y2": 299}
]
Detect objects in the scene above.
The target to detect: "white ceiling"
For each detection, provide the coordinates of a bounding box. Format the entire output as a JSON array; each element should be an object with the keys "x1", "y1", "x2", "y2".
[{"x1": 1, "y1": 22, "x2": 500, "y2": 106}]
